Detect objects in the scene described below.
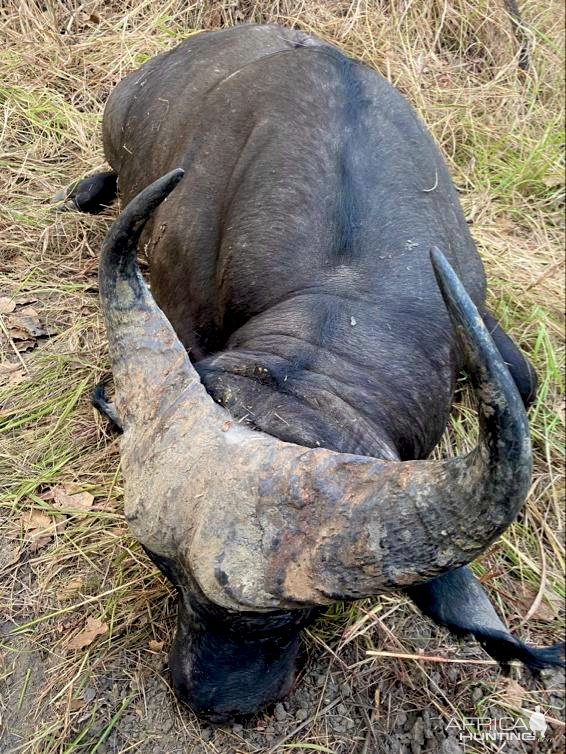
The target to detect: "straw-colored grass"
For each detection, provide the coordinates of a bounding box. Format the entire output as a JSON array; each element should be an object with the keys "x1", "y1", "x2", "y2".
[{"x1": 1, "y1": 2, "x2": 564, "y2": 753}]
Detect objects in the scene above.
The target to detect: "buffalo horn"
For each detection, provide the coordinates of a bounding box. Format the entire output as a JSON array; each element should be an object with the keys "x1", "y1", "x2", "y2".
[{"x1": 99, "y1": 174, "x2": 532, "y2": 611}]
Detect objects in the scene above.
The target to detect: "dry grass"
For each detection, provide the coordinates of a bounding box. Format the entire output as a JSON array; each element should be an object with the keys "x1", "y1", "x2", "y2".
[{"x1": 0, "y1": 1, "x2": 564, "y2": 753}]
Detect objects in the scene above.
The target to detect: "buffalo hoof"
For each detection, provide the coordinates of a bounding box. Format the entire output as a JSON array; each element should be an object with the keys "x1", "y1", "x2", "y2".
[
  {"x1": 51, "y1": 170, "x2": 118, "y2": 214},
  {"x1": 91, "y1": 378, "x2": 123, "y2": 433}
]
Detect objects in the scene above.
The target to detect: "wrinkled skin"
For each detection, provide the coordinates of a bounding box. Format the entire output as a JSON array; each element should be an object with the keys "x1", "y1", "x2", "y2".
[{"x1": 63, "y1": 25, "x2": 562, "y2": 721}]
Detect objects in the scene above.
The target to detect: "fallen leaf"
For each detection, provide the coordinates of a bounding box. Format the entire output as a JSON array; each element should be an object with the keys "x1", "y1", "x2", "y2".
[
  {"x1": 53, "y1": 487, "x2": 94, "y2": 512},
  {"x1": 29, "y1": 535, "x2": 51, "y2": 553},
  {"x1": 0, "y1": 363, "x2": 27, "y2": 386},
  {"x1": 37, "y1": 488, "x2": 56, "y2": 501},
  {"x1": 7, "y1": 307, "x2": 48, "y2": 338},
  {"x1": 148, "y1": 639, "x2": 164, "y2": 652},
  {"x1": 1, "y1": 544, "x2": 21, "y2": 567},
  {"x1": 19, "y1": 510, "x2": 56, "y2": 552},
  {"x1": 14, "y1": 295, "x2": 38, "y2": 306},
  {"x1": 515, "y1": 583, "x2": 560, "y2": 623},
  {"x1": 67, "y1": 617, "x2": 108, "y2": 650},
  {"x1": 536, "y1": 593, "x2": 562, "y2": 621},
  {"x1": 21, "y1": 510, "x2": 53, "y2": 533},
  {"x1": 502, "y1": 678, "x2": 529, "y2": 707},
  {"x1": 543, "y1": 175, "x2": 563, "y2": 189},
  {"x1": 61, "y1": 576, "x2": 85, "y2": 600},
  {"x1": 14, "y1": 339, "x2": 37, "y2": 352},
  {"x1": 8, "y1": 327, "x2": 30, "y2": 340},
  {"x1": 0, "y1": 296, "x2": 16, "y2": 314},
  {"x1": 52, "y1": 481, "x2": 82, "y2": 495},
  {"x1": 18, "y1": 508, "x2": 66, "y2": 553}
]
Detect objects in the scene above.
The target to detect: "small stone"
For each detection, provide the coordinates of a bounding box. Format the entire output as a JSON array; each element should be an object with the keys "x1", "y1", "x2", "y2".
[
  {"x1": 422, "y1": 709, "x2": 433, "y2": 738},
  {"x1": 472, "y1": 686, "x2": 483, "y2": 703},
  {"x1": 161, "y1": 718, "x2": 174, "y2": 734},
  {"x1": 295, "y1": 708, "x2": 308, "y2": 721},
  {"x1": 83, "y1": 687, "x2": 96, "y2": 703},
  {"x1": 446, "y1": 665, "x2": 460, "y2": 682},
  {"x1": 541, "y1": 667, "x2": 565, "y2": 690},
  {"x1": 330, "y1": 717, "x2": 345, "y2": 733},
  {"x1": 412, "y1": 717, "x2": 425, "y2": 747},
  {"x1": 441, "y1": 739, "x2": 464, "y2": 754},
  {"x1": 200, "y1": 728, "x2": 212, "y2": 741},
  {"x1": 232, "y1": 723, "x2": 243, "y2": 734},
  {"x1": 412, "y1": 717, "x2": 424, "y2": 746},
  {"x1": 274, "y1": 702, "x2": 286, "y2": 721},
  {"x1": 389, "y1": 740, "x2": 405, "y2": 754},
  {"x1": 395, "y1": 710, "x2": 408, "y2": 728},
  {"x1": 350, "y1": 316, "x2": 357, "y2": 326},
  {"x1": 340, "y1": 681, "x2": 352, "y2": 697},
  {"x1": 337, "y1": 703, "x2": 348, "y2": 716}
]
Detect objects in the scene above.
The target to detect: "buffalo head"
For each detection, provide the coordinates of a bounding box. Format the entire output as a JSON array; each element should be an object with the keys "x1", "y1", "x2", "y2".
[{"x1": 98, "y1": 169, "x2": 532, "y2": 719}]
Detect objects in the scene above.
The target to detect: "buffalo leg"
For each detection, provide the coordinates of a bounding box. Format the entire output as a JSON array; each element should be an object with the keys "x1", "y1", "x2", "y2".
[
  {"x1": 482, "y1": 310, "x2": 538, "y2": 409},
  {"x1": 503, "y1": 0, "x2": 530, "y2": 72},
  {"x1": 91, "y1": 379, "x2": 123, "y2": 433},
  {"x1": 53, "y1": 170, "x2": 118, "y2": 214},
  {"x1": 406, "y1": 566, "x2": 564, "y2": 671}
]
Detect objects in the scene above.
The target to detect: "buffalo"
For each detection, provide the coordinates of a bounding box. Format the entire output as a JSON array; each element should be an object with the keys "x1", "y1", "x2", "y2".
[{"x1": 58, "y1": 24, "x2": 563, "y2": 721}]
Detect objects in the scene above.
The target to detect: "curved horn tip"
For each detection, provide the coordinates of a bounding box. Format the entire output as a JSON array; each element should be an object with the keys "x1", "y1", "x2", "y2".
[
  {"x1": 123, "y1": 167, "x2": 185, "y2": 219},
  {"x1": 160, "y1": 166, "x2": 185, "y2": 190},
  {"x1": 101, "y1": 168, "x2": 185, "y2": 257},
  {"x1": 139, "y1": 167, "x2": 185, "y2": 207},
  {"x1": 430, "y1": 246, "x2": 459, "y2": 298},
  {"x1": 429, "y1": 245, "x2": 485, "y2": 334}
]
